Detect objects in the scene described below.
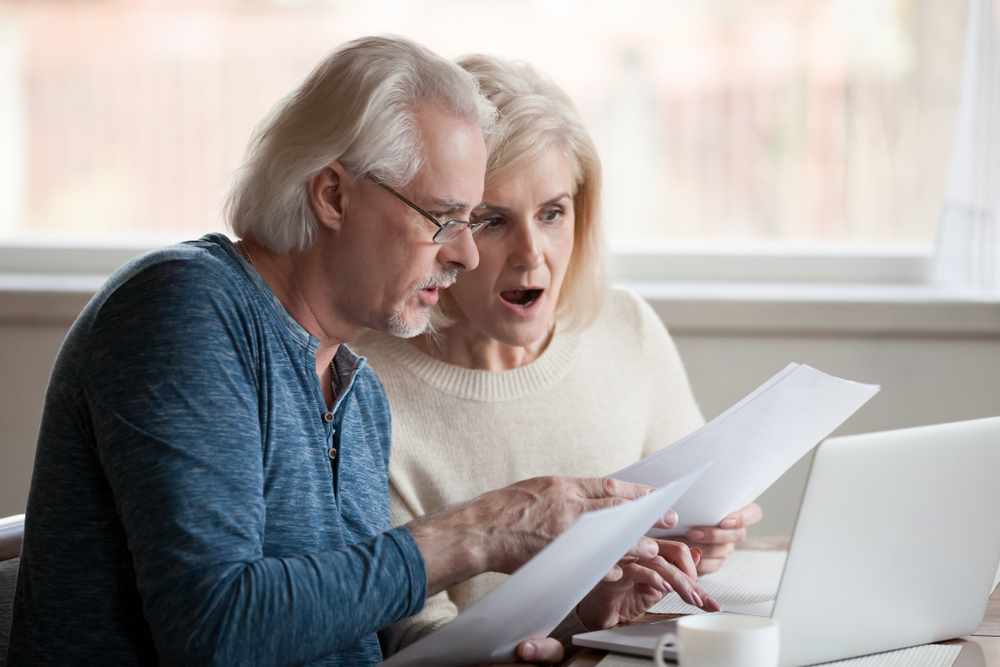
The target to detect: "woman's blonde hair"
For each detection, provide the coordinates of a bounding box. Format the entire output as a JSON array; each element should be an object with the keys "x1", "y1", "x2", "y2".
[{"x1": 453, "y1": 54, "x2": 609, "y2": 332}]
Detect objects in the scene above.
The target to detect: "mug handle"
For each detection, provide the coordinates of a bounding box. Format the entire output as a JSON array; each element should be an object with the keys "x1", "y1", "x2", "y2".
[{"x1": 653, "y1": 632, "x2": 680, "y2": 667}]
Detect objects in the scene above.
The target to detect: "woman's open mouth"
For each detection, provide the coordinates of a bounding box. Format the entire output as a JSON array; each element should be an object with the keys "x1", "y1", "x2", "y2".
[{"x1": 499, "y1": 288, "x2": 543, "y2": 312}]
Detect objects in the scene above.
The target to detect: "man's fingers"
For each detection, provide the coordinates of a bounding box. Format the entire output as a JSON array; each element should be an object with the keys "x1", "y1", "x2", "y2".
[
  {"x1": 718, "y1": 503, "x2": 764, "y2": 529},
  {"x1": 577, "y1": 477, "x2": 654, "y2": 501},
  {"x1": 685, "y1": 526, "x2": 746, "y2": 544}
]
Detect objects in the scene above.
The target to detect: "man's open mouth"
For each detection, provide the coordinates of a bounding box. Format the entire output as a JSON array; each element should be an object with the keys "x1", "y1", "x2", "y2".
[{"x1": 500, "y1": 288, "x2": 542, "y2": 307}]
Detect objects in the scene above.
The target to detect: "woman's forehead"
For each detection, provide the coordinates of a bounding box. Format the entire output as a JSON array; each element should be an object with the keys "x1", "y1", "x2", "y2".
[{"x1": 484, "y1": 151, "x2": 577, "y2": 201}]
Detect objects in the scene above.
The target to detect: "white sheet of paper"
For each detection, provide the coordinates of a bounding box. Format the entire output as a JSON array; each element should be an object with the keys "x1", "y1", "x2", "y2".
[
  {"x1": 381, "y1": 465, "x2": 710, "y2": 667},
  {"x1": 611, "y1": 363, "x2": 880, "y2": 536}
]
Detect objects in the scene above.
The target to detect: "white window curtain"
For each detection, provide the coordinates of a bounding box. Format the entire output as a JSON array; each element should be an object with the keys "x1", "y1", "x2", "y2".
[{"x1": 931, "y1": 0, "x2": 1000, "y2": 291}]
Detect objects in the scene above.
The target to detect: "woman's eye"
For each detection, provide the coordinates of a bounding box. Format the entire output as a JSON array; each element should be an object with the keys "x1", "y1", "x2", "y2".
[
  {"x1": 481, "y1": 216, "x2": 505, "y2": 229},
  {"x1": 541, "y1": 208, "x2": 564, "y2": 223}
]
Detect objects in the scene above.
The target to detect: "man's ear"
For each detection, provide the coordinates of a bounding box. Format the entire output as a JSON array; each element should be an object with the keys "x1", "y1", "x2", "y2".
[{"x1": 309, "y1": 161, "x2": 351, "y2": 232}]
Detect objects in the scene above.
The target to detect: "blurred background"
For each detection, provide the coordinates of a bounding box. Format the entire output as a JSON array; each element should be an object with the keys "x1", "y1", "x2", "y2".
[
  {"x1": 2, "y1": 0, "x2": 998, "y2": 536},
  {"x1": 0, "y1": 0, "x2": 966, "y2": 245}
]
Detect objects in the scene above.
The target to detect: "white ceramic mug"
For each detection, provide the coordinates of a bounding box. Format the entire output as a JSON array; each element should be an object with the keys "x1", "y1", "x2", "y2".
[{"x1": 653, "y1": 613, "x2": 780, "y2": 667}]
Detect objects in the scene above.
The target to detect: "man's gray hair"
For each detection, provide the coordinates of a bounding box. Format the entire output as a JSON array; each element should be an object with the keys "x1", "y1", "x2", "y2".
[{"x1": 225, "y1": 35, "x2": 496, "y2": 254}]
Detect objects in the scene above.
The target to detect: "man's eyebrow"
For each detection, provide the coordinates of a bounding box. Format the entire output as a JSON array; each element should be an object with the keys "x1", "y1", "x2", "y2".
[{"x1": 428, "y1": 196, "x2": 470, "y2": 213}]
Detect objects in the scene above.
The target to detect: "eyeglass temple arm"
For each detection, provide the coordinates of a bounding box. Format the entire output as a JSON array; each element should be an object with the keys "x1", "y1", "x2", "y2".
[{"x1": 371, "y1": 179, "x2": 444, "y2": 230}]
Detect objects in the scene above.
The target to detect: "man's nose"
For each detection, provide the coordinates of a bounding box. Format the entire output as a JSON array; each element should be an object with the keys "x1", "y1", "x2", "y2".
[{"x1": 438, "y1": 225, "x2": 480, "y2": 272}]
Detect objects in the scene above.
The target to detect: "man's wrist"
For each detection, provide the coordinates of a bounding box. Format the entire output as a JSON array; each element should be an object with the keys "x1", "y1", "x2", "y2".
[{"x1": 408, "y1": 502, "x2": 489, "y2": 597}]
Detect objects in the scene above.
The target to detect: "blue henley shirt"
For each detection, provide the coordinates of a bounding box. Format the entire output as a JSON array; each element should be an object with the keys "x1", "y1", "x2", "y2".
[{"x1": 7, "y1": 234, "x2": 427, "y2": 666}]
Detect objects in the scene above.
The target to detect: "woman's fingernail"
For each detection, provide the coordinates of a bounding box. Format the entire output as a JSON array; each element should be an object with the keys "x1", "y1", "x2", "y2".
[
  {"x1": 720, "y1": 518, "x2": 737, "y2": 529},
  {"x1": 687, "y1": 529, "x2": 705, "y2": 541},
  {"x1": 692, "y1": 591, "x2": 703, "y2": 607},
  {"x1": 691, "y1": 547, "x2": 703, "y2": 561},
  {"x1": 522, "y1": 643, "x2": 536, "y2": 658},
  {"x1": 662, "y1": 581, "x2": 674, "y2": 593},
  {"x1": 664, "y1": 509, "x2": 678, "y2": 526}
]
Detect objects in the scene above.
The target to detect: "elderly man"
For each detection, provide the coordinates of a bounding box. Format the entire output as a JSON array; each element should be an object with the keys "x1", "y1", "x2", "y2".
[{"x1": 6, "y1": 37, "x2": 693, "y2": 667}]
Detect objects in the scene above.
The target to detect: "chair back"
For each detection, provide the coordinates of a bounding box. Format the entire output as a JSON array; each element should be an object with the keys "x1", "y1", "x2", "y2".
[{"x1": 0, "y1": 514, "x2": 25, "y2": 667}]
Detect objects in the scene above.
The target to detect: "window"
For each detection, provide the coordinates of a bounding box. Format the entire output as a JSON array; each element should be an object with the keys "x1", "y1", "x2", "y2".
[{"x1": 0, "y1": 0, "x2": 967, "y2": 247}]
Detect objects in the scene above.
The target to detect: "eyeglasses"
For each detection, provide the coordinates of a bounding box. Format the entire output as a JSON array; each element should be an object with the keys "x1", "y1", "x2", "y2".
[{"x1": 366, "y1": 173, "x2": 487, "y2": 244}]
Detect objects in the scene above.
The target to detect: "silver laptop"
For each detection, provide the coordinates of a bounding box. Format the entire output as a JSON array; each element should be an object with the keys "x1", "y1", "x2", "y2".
[{"x1": 574, "y1": 416, "x2": 1000, "y2": 666}]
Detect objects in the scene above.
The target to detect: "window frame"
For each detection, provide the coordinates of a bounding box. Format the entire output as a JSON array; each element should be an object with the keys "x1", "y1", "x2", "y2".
[{"x1": 2, "y1": 238, "x2": 998, "y2": 336}]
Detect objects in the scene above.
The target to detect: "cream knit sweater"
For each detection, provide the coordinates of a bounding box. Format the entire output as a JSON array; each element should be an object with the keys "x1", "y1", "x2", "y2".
[{"x1": 351, "y1": 288, "x2": 705, "y2": 653}]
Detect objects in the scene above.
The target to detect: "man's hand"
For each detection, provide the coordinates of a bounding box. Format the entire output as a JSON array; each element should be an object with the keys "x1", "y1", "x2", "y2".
[
  {"x1": 678, "y1": 503, "x2": 764, "y2": 575},
  {"x1": 408, "y1": 476, "x2": 671, "y2": 597}
]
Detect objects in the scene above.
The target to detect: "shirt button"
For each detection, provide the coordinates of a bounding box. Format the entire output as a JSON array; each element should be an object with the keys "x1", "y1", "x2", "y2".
[
  {"x1": 322, "y1": 412, "x2": 334, "y2": 423},
  {"x1": 328, "y1": 447, "x2": 338, "y2": 460}
]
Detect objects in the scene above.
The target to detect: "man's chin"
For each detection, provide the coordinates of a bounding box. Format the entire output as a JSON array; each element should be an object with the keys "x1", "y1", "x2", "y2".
[{"x1": 386, "y1": 310, "x2": 428, "y2": 339}]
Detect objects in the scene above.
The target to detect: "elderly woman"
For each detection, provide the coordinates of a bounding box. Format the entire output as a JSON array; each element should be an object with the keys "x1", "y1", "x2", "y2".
[{"x1": 353, "y1": 55, "x2": 761, "y2": 658}]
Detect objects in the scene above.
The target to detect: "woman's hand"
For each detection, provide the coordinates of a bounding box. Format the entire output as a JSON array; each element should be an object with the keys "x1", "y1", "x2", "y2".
[
  {"x1": 489, "y1": 639, "x2": 566, "y2": 665},
  {"x1": 576, "y1": 538, "x2": 720, "y2": 632},
  {"x1": 678, "y1": 503, "x2": 764, "y2": 575},
  {"x1": 488, "y1": 538, "x2": 720, "y2": 665},
  {"x1": 488, "y1": 523, "x2": 722, "y2": 664}
]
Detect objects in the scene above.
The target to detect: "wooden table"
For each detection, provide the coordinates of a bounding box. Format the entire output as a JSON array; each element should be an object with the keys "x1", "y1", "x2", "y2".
[{"x1": 563, "y1": 537, "x2": 1000, "y2": 667}]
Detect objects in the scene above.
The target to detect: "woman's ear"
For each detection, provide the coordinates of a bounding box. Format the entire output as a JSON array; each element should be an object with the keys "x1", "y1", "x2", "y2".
[{"x1": 308, "y1": 161, "x2": 350, "y2": 232}]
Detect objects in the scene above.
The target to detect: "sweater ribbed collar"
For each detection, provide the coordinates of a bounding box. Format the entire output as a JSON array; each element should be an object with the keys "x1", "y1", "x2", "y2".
[{"x1": 362, "y1": 326, "x2": 582, "y2": 402}]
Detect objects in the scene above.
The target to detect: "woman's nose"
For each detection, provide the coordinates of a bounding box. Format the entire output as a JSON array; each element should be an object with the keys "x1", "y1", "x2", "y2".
[{"x1": 508, "y1": 225, "x2": 543, "y2": 270}]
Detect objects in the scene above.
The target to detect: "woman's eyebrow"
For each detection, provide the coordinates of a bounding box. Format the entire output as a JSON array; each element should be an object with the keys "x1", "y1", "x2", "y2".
[
  {"x1": 543, "y1": 193, "x2": 572, "y2": 206},
  {"x1": 479, "y1": 203, "x2": 513, "y2": 213},
  {"x1": 480, "y1": 193, "x2": 572, "y2": 212}
]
